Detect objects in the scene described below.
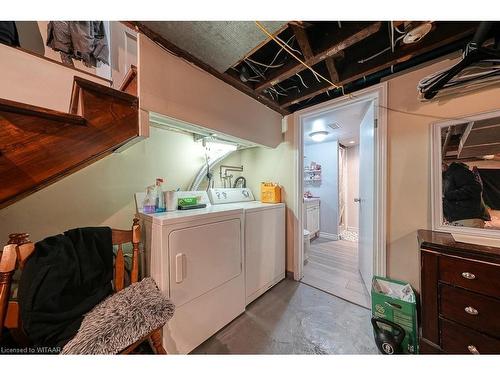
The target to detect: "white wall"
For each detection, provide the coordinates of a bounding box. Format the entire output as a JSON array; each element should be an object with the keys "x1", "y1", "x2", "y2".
[
  {"x1": 0, "y1": 127, "x2": 242, "y2": 243},
  {"x1": 109, "y1": 22, "x2": 138, "y2": 89},
  {"x1": 0, "y1": 42, "x2": 110, "y2": 112},
  {"x1": 138, "y1": 35, "x2": 283, "y2": 148},
  {"x1": 385, "y1": 57, "x2": 500, "y2": 290},
  {"x1": 346, "y1": 145, "x2": 359, "y2": 232},
  {"x1": 304, "y1": 141, "x2": 339, "y2": 237}
]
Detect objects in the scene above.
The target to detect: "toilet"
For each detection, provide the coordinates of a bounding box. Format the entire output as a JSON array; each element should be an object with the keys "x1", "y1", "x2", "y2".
[{"x1": 303, "y1": 229, "x2": 311, "y2": 264}]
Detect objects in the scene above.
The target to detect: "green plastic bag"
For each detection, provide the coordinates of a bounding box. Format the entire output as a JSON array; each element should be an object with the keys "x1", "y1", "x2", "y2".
[{"x1": 372, "y1": 276, "x2": 419, "y2": 354}]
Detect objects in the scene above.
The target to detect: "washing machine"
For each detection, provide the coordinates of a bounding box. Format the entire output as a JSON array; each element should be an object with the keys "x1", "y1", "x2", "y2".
[
  {"x1": 138, "y1": 191, "x2": 245, "y2": 354},
  {"x1": 208, "y1": 188, "x2": 286, "y2": 305}
]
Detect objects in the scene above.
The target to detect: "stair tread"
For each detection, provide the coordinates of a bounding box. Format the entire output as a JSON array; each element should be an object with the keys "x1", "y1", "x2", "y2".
[
  {"x1": 0, "y1": 98, "x2": 85, "y2": 125},
  {"x1": 74, "y1": 76, "x2": 138, "y2": 104}
]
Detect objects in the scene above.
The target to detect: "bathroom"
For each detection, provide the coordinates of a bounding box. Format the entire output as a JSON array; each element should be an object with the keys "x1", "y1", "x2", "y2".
[{"x1": 301, "y1": 100, "x2": 373, "y2": 308}]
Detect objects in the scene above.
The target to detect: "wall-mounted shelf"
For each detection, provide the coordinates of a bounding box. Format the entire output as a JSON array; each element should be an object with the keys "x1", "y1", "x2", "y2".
[{"x1": 304, "y1": 162, "x2": 322, "y2": 183}]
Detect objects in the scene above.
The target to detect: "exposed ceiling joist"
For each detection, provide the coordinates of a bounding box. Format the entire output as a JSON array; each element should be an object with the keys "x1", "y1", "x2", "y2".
[
  {"x1": 279, "y1": 23, "x2": 477, "y2": 108},
  {"x1": 125, "y1": 20, "x2": 483, "y2": 114},
  {"x1": 292, "y1": 24, "x2": 341, "y2": 83},
  {"x1": 290, "y1": 24, "x2": 314, "y2": 60},
  {"x1": 325, "y1": 56, "x2": 341, "y2": 83},
  {"x1": 254, "y1": 22, "x2": 382, "y2": 93},
  {"x1": 128, "y1": 21, "x2": 289, "y2": 116}
]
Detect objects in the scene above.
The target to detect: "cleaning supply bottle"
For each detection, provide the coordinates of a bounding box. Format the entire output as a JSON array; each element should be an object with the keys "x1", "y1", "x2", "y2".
[
  {"x1": 143, "y1": 185, "x2": 156, "y2": 214},
  {"x1": 155, "y1": 178, "x2": 166, "y2": 213}
]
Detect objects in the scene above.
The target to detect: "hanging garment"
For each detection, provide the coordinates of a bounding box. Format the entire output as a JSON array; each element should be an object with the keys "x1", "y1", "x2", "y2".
[
  {"x1": 442, "y1": 162, "x2": 484, "y2": 222},
  {"x1": 18, "y1": 227, "x2": 113, "y2": 349},
  {"x1": 46, "y1": 21, "x2": 109, "y2": 68},
  {"x1": 478, "y1": 169, "x2": 500, "y2": 210},
  {"x1": 0, "y1": 21, "x2": 20, "y2": 47}
]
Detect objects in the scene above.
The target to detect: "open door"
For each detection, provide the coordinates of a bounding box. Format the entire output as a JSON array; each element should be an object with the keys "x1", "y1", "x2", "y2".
[{"x1": 358, "y1": 101, "x2": 376, "y2": 293}]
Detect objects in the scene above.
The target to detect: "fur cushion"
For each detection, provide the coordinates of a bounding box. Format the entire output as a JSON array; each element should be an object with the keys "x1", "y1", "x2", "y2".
[{"x1": 61, "y1": 277, "x2": 174, "y2": 354}]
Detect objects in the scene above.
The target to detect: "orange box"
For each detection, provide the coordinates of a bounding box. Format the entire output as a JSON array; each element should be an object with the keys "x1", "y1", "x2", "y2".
[{"x1": 261, "y1": 182, "x2": 282, "y2": 203}]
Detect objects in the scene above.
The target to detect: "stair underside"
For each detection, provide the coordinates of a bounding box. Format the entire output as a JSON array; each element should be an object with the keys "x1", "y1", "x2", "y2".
[{"x1": 0, "y1": 76, "x2": 139, "y2": 207}]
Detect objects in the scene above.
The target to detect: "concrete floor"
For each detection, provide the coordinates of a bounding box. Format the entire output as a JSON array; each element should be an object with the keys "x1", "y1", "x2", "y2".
[{"x1": 193, "y1": 279, "x2": 378, "y2": 354}]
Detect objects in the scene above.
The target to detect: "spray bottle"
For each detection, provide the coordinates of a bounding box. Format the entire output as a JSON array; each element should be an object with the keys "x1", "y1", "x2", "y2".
[{"x1": 155, "y1": 178, "x2": 166, "y2": 213}]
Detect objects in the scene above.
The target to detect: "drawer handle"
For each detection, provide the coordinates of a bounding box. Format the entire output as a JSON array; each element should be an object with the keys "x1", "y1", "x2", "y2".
[
  {"x1": 465, "y1": 306, "x2": 479, "y2": 315},
  {"x1": 467, "y1": 345, "x2": 480, "y2": 354},
  {"x1": 461, "y1": 272, "x2": 476, "y2": 280}
]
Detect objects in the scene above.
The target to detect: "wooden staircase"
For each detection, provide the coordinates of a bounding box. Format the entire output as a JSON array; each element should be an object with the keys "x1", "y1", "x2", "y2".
[{"x1": 0, "y1": 72, "x2": 139, "y2": 207}]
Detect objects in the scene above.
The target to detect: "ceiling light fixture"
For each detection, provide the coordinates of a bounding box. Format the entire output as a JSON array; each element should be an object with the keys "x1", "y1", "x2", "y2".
[
  {"x1": 483, "y1": 154, "x2": 495, "y2": 160},
  {"x1": 349, "y1": 140, "x2": 355, "y2": 144},
  {"x1": 309, "y1": 131, "x2": 329, "y2": 142}
]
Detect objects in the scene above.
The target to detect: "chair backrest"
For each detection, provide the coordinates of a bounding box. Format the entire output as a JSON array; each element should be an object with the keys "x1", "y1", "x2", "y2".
[
  {"x1": 112, "y1": 218, "x2": 141, "y2": 292},
  {"x1": 0, "y1": 218, "x2": 141, "y2": 336}
]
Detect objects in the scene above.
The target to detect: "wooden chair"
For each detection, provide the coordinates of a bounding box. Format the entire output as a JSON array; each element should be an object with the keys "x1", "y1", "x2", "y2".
[{"x1": 0, "y1": 218, "x2": 166, "y2": 354}]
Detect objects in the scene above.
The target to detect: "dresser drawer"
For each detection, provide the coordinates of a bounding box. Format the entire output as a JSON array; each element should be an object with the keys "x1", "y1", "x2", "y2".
[
  {"x1": 441, "y1": 318, "x2": 500, "y2": 354},
  {"x1": 439, "y1": 256, "x2": 500, "y2": 298},
  {"x1": 440, "y1": 284, "x2": 500, "y2": 338}
]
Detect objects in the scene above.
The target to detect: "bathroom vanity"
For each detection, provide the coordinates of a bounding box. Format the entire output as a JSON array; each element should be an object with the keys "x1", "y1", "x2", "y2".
[
  {"x1": 304, "y1": 198, "x2": 320, "y2": 237},
  {"x1": 418, "y1": 229, "x2": 500, "y2": 354}
]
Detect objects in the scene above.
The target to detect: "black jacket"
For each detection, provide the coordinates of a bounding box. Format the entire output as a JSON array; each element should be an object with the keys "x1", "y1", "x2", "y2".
[
  {"x1": 442, "y1": 162, "x2": 483, "y2": 222},
  {"x1": 18, "y1": 227, "x2": 113, "y2": 349},
  {"x1": 0, "y1": 21, "x2": 20, "y2": 47}
]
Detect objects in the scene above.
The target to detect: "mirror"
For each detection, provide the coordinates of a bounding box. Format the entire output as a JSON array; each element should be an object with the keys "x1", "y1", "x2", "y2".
[{"x1": 432, "y1": 110, "x2": 500, "y2": 234}]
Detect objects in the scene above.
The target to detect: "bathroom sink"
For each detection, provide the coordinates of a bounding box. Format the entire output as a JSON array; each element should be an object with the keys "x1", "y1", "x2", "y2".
[{"x1": 304, "y1": 197, "x2": 320, "y2": 202}]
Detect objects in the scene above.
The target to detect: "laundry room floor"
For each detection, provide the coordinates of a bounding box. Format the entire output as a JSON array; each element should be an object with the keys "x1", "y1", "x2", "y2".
[{"x1": 192, "y1": 279, "x2": 378, "y2": 354}]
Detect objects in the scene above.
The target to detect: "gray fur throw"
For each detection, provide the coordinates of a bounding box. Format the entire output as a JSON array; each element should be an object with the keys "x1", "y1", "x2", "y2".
[{"x1": 61, "y1": 277, "x2": 174, "y2": 354}]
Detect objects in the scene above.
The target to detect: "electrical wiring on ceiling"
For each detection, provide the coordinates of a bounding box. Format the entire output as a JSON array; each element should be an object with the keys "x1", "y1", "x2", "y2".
[
  {"x1": 241, "y1": 35, "x2": 300, "y2": 101},
  {"x1": 254, "y1": 20, "x2": 486, "y2": 121},
  {"x1": 241, "y1": 34, "x2": 297, "y2": 79},
  {"x1": 263, "y1": 35, "x2": 296, "y2": 72},
  {"x1": 275, "y1": 35, "x2": 302, "y2": 55},
  {"x1": 358, "y1": 23, "x2": 407, "y2": 64},
  {"x1": 246, "y1": 57, "x2": 284, "y2": 68},
  {"x1": 244, "y1": 59, "x2": 265, "y2": 78},
  {"x1": 390, "y1": 21, "x2": 395, "y2": 53},
  {"x1": 254, "y1": 21, "x2": 343, "y2": 93},
  {"x1": 394, "y1": 24, "x2": 406, "y2": 34},
  {"x1": 269, "y1": 87, "x2": 287, "y2": 96},
  {"x1": 296, "y1": 72, "x2": 309, "y2": 88}
]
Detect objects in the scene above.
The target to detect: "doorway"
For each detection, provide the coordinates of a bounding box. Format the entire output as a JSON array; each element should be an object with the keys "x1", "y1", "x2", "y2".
[{"x1": 295, "y1": 83, "x2": 387, "y2": 309}]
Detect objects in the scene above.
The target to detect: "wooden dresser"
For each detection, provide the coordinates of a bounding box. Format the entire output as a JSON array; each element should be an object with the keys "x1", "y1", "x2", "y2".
[{"x1": 418, "y1": 230, "x2": 500, "y2": 354}]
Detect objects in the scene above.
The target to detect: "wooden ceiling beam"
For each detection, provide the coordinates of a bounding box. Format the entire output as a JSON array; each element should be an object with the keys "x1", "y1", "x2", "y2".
[
  {"x1": 127, "y1": 22, "x2": 289, "y2": 116},
  {"x1": 290, "y1": 24, "x2": 314, "y2": 60},
  {"x1": 325, "y1": 58, "x2": 339, "y2": 83},
  {"x1": 279, "y1": 23, "x2": 477, "y2": 108},
  {"x1": 254, "y1": 22, "x2": 382, "y2": 93}
]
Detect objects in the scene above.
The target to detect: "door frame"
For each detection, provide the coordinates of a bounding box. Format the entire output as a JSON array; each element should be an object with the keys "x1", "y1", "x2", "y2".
[{"x1": 293, "y1": 82, "x2": 388, "y2": 281}]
